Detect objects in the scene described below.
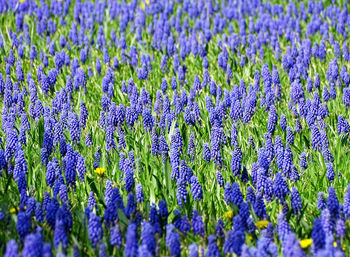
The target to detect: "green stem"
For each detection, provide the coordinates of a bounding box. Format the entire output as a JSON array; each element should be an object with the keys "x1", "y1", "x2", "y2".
[{"x1": 2, "y1": 170, "x2": 11, "y2": 196}]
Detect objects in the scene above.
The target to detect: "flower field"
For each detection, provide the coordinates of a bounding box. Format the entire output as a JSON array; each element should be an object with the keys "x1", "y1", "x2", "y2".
[{"x1": 1, "y1": 0, "x2": 350, "y2": 256}]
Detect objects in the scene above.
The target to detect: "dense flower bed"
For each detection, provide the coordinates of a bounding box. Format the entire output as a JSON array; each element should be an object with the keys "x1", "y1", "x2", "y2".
[{"x1": 1, "y1": 0, "x2": 350, "y2": 256}]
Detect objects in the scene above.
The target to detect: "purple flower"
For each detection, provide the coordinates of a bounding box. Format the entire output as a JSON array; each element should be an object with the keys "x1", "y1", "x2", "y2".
[
  {"x1": 17, "y1": 211, "x2": 31, "y2": 239},
  {"x1": 326, "y1": 162, "x2": 334, "y2": 183},
  {"x1": 282, "y1": 144, "x2": 293, "y2": 175},
  {"x1": 136, "y1": 184, "x2": 144, "y2": 203},
  {"x1": 35, "y1": 203, "x2": 44, "y2": 223},
  {"x1": 317, "y1": 192, "x2": 326, "y2": 211},
  {"x1": 280, "y1": 114, "x2": 287, "y2": 131},
  {"x1": 110, "y1": 225, "x2": 122, "y2": 248},
  {"x1": 22, "y1": 232, "x2": 43, "y2": 257},
  {"x1": 231, "y1": 182, "x2": 243, "y2": 207},
  {"x1": 267, "y1": 106, "x2": 278, "y2": 134},
  {"x1": 125, "y1": 193, "x2": 136, "y2": 218},
  {"x1": 54, "y1": 219, "x2": 68, "y2": 248},
  {"x1": 167, "y1": 226, "x2": 181, "y2": 257},
  {"x1": 158, "y1": 200, "x2": 168, "y2": 219},
  {"x1": 281, "y1": 233, "x2": 305, "y2": 257},
  {"x1": 296, "y1": 154, "x2": 306, "y2": 173},
  {"x1": 286, "y1": 127, "x2": 294, "y2": 145},
  {"x1": 246, "y1": 186, "x2": 255, "y2": 205},
  {"x1": 321, "y1": 209, "x2": 332, "y2": 236},
  {"x1": 311, "y1": 125, "x2": 321, "y2": 151},
  {"x1": 273, "y1": 173, "x2": 289, "y2": 202},
  {"x1": 312, "y1": 218, "x2": 325, "y2": 251},
  {"x1": 142, "y1": 108, "x2": 154, "y2": 132},
  {"x1": 206, "y1": 235, "x2": 220, "y2": 257},
  {"x1": 258, "y1": 148, "x2": 269, "y2": 172},
  {"x1": 29, "y1": 45, "x2": 37, "y2": 61},
  {"x1": 151, "y1": 129, "x2": 159, "y2": 156},
  {"x1": 291, "y1": 187, "x2": 302, "y2": 215},
  {"x1": 277, "y1": 214, "x2": 291, "y2": 241},
  {"x1": 188, "y1": 243, "x2": 199, "y2": 257},
  {"x1": 99, "y1": 243, "x2": 107, "y2": 257},
  {"x1": 343, "y1": 184, "x2": 350, "y2": 219},
  {"x1": 323, "y1": 86, "x2": 330, "y2": 102},
  {"x1": 124, "y1": 169, "x2": 134, "y2": 193},
  {"x1": 176, "y1": 181, "x2": 187, "y2": 208},
  {"x1": 68, "y1": 112, "x2": 81, "y2": 144},
  {"x1": 88, "y1": 192, "x2": 97, "y2": 210},
  {"x1": 140, "y1": 222, "x2": 155, "y2": 255},
  {"x1": 192, "y1": 210, "x2": 205, "y2": 236},
  {"x1": 88, "y1": 212, "x2": 103, "y2": 248},
  {"x1": 79, "y1": 102, "x2": 88, "y2": 128},
  {"x1": 327, "y1": 187, "x2": 339, "y2": 218},
  {"x1": 76, "y1": 155, "x2": 86, "y2": 182},
  {"x1": 216, "y1": 171, "x2": 224, "y2": 187},
  {"x1": 187, "y1": 132, "x2": 195, "y2": 162},
  {"x1": 264, "y1": 133, "x2": 275, "y2": 163},
  {"x1": 343, "y1": 88, "x2": 350, "y2": 108},
  {"x1": 59, "y1": 184, "x2": 68, "y2": 203},
  {"x1": 203, "y1": 142, "x2": 211, "y2": 163},
  {"x1": 223, "y1": 229, "x2": 245, "y2": 256},
  {"x1": 124, "y1": 223, "x2": 138, "y2": 257},
  {"x1": 190, "y1": 176, "x2": 203, "y2": 201},
  {"x1": 327, "y1": 58, "x2": 339, "y2": 83},
  {"x1": 254, "y1": 193, "x2": 266, "y2": 218},
  {"x1": 231, "y1": 150, "x2": 242, "y2": 177},
  {"x1": 262, "y1": 63, "x2": 272, "y2": 88},
  {"x1": 4, "y1": 239, "x2": 18, "y2": 257},
  {"x1": 5, "y1": 129, "x2": 18, "y2": 161}
]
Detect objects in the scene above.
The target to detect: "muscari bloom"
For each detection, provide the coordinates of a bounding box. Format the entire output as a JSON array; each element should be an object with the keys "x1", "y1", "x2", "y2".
[
  {"x1": 327, "y1": 186, "x2": 339, "y2": 218},
  {"x1": 124, "y1": 223, "x2": 138, "y2": 257},
  {"x1": 231, "y1": 150, "x2": 242, "y2": 177},
  {"x1": 17, "y1": 211, "x2": 31, "y2": 240},
  {"x1": 291, "y1": 187, "x2": 302, "y2": 215},
  {"x1": 192, "y1": 210, "x2": 205, "y2": 237},
  {"x1": 326, "y1": 162, "x2": 335, "y2": 183},
  {"x1": 277, "y1": 214, "x2": 291, "y2": 241},
  {"x1": 88, "y1": 212, "x2": 103, "y2": 248},
  {"x1": 206, "y1": 235, "x2": 220, "y2": 257},
  {"x1": 312, "y1": 218, "x2": 326, "y2": 252},
  {"x1": 68, "y1": 112, "x2": 81, "y2": 144},
  {"x1": 54, "y1": 219, "x2": 68, "y2": 249},
  {"x1": 140, "y1": 221, "x2": 155, "y2": 255},
  {"x1": 136, "y1": 184, "x2": 144, "y2": 203},
  {"x1": 344, "y1": 184, "x2": 350, "y2": 218},
  {"x1": 22, "y1": 232, "x2": 43, "y2": 257},
  {"x1": 273, "y1": 173, "x2": 289, "y2": 202},
  {"x1": 110, "y1": 225, "x2": 122, "y2": 248},
  {"x1": 4, "y1": 239, "x2": 18, "y2": 257}
]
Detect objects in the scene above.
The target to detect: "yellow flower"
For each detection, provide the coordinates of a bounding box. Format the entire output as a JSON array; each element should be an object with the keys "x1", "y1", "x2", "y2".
[
  {"x1": 19, "y1": 0, "x2": 25, "y2": 3},
  {"x1": 245, "y1": 235, "x2": 253, "y2": 243},
  {"x1": 141, "y1": 0, "x2": 149, "y2": 10},
  {"x1": 10, "y1": 207, "x2": 20, "y2": 213},
  {"x1": 255, "y1": 220, "x2": 269, "y2": 229},
  {"x1": 224, "y1": 211, "x2": 233, "y2": 219},
  {"x1": 9, "y1": 206, "x2": 26, "y2": 213},
  {"x1": 300, "y1": 239, "x2": 313, "y2": 249},
  {"x1": 332, "y1": 241, "x2": 345, "y2": 250},
  {"x1": 94, "y1": 167, "x2": 106, "y2": 175}
]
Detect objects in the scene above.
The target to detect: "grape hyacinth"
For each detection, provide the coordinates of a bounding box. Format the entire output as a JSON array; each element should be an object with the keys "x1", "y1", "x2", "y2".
[{"x1": 1, "y1": 1, "x2": 350, "y2": 255}]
